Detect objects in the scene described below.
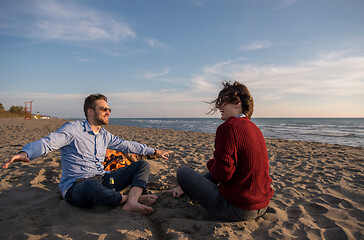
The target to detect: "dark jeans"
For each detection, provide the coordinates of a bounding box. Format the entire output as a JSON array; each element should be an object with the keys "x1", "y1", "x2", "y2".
[
  {"x1": 177, "y1": 166, "x2": 268, "y2": 222},
  {"x1": 65, "y1": 160, "x2": 150, "y2": 208}
]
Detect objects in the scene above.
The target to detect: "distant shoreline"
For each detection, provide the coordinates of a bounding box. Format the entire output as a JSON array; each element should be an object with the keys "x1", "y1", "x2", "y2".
[{"x1": 2, "y1": 117, "x2": 362, "y2": 149}]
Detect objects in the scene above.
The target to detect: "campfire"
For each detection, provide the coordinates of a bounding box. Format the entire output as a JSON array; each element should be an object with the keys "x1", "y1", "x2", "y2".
[{"x1": 103, "y1": 149, "x2": 157, "y2": 172}]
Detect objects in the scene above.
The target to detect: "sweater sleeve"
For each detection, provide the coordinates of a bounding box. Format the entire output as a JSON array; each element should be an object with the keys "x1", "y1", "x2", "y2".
[{"x1": 207, "y1": 122, "x2": 237, "y2": 183}]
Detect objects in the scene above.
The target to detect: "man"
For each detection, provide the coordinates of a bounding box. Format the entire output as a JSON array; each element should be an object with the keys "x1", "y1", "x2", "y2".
[{"x1": 3, "y1": 94, "x2": 173, "y2": 215}]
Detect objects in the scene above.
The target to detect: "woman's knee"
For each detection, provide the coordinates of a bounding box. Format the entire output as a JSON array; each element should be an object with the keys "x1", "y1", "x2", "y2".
[{"x1": 177, "y1": 166, "x2": 194, "y2": 181}]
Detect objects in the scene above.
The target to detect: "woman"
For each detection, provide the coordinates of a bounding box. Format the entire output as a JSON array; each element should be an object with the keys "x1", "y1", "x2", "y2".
[{"x1": 168, "y1": 81, "x2": 274, "y2": 221}]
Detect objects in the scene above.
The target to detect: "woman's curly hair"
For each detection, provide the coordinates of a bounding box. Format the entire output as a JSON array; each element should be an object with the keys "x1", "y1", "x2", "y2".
[{"x1": 208, "y1": 81, "x2": 254, "y2": 119}]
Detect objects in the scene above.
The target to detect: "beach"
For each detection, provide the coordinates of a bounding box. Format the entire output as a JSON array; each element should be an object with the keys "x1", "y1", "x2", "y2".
[{"x1": 0, "y1": 118, "x2": 363, "y2": 240}]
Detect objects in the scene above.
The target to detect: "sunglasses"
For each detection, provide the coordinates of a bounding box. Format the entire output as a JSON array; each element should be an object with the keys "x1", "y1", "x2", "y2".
[{"x1": 99, "y1": 107, "x2": 112, "y2": 113}]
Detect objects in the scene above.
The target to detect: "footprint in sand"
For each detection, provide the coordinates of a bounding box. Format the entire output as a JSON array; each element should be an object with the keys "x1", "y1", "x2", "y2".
[
  {"x1": 321, "y1": 194, "x2": 341, "y2": 205},
  {"x1": 315, "y1": 215, "x2": 339, "y2": 229},
  {"x1": 321, "y1": 194, "x2": 354, "y2": 209},
  {"x1": 272, "y1": 199, "x2": 288, "y2": 209},
  {"x1": 286, "y1": 205, "x2": 304, "y2": 218},
  {"x1": 265, "y1": 206, "x2": 277, "y2": 214},
  {"x1": 303, "y1": 202, "x2": 329, "y2": 214},
  {"x1": 339, "y1": 199, "x2": 353, "y2": 209},
  {"x1": 349, "y1": 209, "x2": 364, "y2": 222},
  {"x1": 323, "y1": 227, "x2": 354, "y2": 240}
]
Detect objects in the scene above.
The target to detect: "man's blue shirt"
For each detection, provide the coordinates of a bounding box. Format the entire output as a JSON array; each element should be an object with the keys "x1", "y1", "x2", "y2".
[{"x1": 22, "y1": 120, "x2": 155, "y2": 197}]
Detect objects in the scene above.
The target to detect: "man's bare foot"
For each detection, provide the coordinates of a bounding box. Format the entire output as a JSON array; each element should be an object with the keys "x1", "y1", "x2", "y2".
[
  {"x1": 167, "y1": 186, "x2": 184, "y2": 198},
  {"x1": 122, "y1": 201, "x2": 153, "y2": 215},
  {"x1": 139, "y1": 194, "x2": 158, "y2": 206}
]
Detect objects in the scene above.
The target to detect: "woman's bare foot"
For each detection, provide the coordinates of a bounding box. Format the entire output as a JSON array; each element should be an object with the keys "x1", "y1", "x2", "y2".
[
  {"x1": 167, "y1": 186, "x2": 184, "y2": 198},
  {"x1": 120, "y1": 194, "x2": 128, "y2": 204},
  {"x1": 122, "y1": 201, "x2": 153, "y2": 215},
  {"x1": 139, "y1": 194, "x2": 158, "y2": 206}
]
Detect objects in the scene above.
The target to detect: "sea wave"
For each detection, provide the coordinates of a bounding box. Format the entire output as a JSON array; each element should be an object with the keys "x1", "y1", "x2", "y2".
[{"x1": 108, "y1": 118, "x2": 364, "y2": 147}]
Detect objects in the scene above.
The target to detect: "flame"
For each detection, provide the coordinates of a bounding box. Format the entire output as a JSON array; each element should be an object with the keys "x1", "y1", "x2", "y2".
[{"x1": 103, "y1": 149, "x2": 134, "y2": 172}]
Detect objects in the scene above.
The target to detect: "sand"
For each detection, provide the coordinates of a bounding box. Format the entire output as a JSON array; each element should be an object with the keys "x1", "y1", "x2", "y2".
[{"x1": 0, "y1": 118, "x2": 363, "y2": 240}]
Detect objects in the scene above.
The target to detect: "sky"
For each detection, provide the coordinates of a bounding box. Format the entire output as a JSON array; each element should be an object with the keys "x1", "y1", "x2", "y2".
[{"x1": 0, "y1": 0, "x2": 363, "y2": 118}]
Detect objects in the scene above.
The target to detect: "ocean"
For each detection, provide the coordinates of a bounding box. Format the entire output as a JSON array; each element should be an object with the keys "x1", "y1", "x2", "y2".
[{"x1": 108, "y1": 118, "x2": 364, "y2": 148}]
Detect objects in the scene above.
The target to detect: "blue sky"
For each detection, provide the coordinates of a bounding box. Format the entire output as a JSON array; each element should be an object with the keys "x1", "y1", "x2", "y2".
[{"x1": 0, "y1": 0, "x2": 363, "y2": 118}]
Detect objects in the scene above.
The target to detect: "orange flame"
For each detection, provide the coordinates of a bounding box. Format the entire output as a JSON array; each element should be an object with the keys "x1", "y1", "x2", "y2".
[{"x1": 103, "y1": 149, "x2": 133, "y2": 172}]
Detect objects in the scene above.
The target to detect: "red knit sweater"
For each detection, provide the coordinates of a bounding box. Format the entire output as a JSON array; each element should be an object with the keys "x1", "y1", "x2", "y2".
[{"x1": 207, "y1": 117, "x2": 273, "y2": 210}]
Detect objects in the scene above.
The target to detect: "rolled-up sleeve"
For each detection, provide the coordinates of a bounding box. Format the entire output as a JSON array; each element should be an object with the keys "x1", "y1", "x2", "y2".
[{"x1": 106, "y1": 132, "x2": 155, "y2": 156}]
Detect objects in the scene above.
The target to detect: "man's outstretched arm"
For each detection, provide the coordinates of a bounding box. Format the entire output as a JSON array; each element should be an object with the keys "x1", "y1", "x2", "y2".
[
  {"x1": 154, "y1": 149, "x2": 174, "y2": 160},
  {"x1": 3, "y1": 122, "x2": 74, "y2": 169},
  {"x1": 3, "y1": 151, "x2": 30, "y2": 169}
]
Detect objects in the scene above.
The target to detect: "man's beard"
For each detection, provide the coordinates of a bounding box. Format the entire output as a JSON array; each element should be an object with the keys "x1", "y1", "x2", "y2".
[{"x1": 95, "y1": 115, "x2": 108, "y2": 125}]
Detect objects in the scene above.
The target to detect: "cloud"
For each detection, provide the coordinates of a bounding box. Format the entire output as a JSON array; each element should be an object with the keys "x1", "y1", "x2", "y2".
[
  {"x1": 145, "y1": 38, "x2": 170, "y2": 49},
  {"x1": 107, "y1": 90, "x2": 213, "y2": 117},
  {"x1": 0, "y1": 92, "x2": 85, "y2": 100},
  {"x1": 145, "y1": 69, "x2": 170, "y2": 79},
  {"x1": 189, "y1": 76, "x2": 218, "y2": 93},
  {"x1": 0, "y1": 0, "x2": 135, "y2": 42},
  {"x1": 108, "y1": 90, "x2": 202, "y2": 103},
  {"x1": 1, "y1": 52, "x2": 363, "y2": 118},
  {"x1": 239, "y1": 41, "x2": 277, "y2": 51},
  {"x1": 184, "y1": 58, "x2": 247, "y2": 93},
  {"x1": 0, "y1": 89, "x2": 209, "y2": 118},
  {"x1": 134, "y1": 68, "x2": 171, "y2": 81},
  {"x1": 186, "y1": 52, "x2": 364, "y2": 101}
]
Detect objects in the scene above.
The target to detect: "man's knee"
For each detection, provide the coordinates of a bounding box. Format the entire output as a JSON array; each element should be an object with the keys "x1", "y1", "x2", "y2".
[
  {"x1": 66, "y1": 180, "x2": 101, "y2": 208},
  {"x1": 137, "y1": 160, "x2": 150, "y2": 172},
  {"x1": 83, "y1": 180, "x2": 103, "y2": 195},
  {"x1": 83, "y1": 180, "x2": 122, "y2": 207}
]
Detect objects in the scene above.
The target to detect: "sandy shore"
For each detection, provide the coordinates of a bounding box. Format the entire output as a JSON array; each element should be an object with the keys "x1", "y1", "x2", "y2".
[{"x1": 0, "y1": 118, "x2": 363, "y2": 240}]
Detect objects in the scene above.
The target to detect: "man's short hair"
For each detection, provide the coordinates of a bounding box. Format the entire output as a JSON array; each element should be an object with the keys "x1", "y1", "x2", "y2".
[{"x1": 84, "y1": 94, "x2": 108, "y2": 119}]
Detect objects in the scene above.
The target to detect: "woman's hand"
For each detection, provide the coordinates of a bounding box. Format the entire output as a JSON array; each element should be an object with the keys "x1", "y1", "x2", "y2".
[{"x1": 167, "y1": 186, "x2": 184, "y2": 198}]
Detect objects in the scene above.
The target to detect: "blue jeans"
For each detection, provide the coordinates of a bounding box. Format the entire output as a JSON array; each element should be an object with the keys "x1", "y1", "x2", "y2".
[
  {"x1": 65, "y1": 160, "x2": 150, "y2": 208},
  {"x1": 177, "y1": 166, "x2": 268, "y2": 221}
]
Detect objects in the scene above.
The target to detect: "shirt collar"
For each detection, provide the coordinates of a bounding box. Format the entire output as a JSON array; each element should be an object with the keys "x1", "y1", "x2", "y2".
[
  {"x1": 236, "y1": 114, "x2": 246, "y2": 118},
  {"x1": 84, "y1": 120, "x2": 105, "y2": 134},
  {"x1": 84, "y1": 120, "x2": 93, "y2": 133}
]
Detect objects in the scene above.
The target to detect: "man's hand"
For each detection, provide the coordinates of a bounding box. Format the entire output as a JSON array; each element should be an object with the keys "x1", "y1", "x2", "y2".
[
  {"x1": 155, "y1": 150, "x2": 173, "y2": 160},
  {"x1": 3, "y1": 152, "x2": 30, "y2": 169}
]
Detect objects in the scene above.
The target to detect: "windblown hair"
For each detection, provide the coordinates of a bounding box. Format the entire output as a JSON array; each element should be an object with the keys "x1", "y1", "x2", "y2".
[
  {"x1": 208, "y1": 81, "x2": 254, "y2": 119},
  {"x1": 83, "y1": 93, "x2": 108, "y2": 119}
]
